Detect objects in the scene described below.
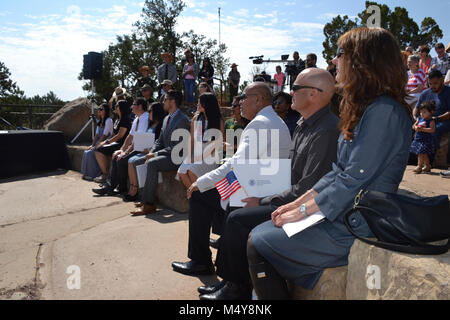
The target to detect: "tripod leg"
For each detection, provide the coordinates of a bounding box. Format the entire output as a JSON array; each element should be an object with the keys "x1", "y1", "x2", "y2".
[{"x1": 71, "y1": 118, "x2": 93, "y2": 144}]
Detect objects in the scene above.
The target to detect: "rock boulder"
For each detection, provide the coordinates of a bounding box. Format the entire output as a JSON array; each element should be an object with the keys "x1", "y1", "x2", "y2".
[
  {"x1": 44, "y1": 98, "x2": 97, "y2": 143},
  {"x1": 346, "y1": 240, "x2": 450, "y2": 300}
]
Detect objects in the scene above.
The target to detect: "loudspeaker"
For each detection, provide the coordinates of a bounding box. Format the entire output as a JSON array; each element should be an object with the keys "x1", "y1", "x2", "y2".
[{"x1": 83, "y1": 52, "x2": 103, "y2": 80}]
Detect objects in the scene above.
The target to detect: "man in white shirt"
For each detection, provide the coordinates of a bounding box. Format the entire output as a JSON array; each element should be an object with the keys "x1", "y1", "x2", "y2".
[
  {"x1": 93, "y1": 98, "x2": 149, "y2": 196},
  {"x1": 431, "y1": 43, "x2": 450, "y2": 76},
  {"x1": 172, "y1": 82, "x2": 291, "y2": 276}
]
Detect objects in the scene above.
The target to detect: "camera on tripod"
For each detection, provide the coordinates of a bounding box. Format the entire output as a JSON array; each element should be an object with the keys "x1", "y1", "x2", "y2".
[{"x1": 249, "y1": 55, "x2": 264, "y2": 65}]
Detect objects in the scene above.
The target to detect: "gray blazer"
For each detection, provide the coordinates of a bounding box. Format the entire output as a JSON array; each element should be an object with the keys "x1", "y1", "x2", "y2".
[
  {"x1": 152, "y1": 109, "x2": 190, "y2": 160},
  {"x1": 157, "y1": 63, "x2": 178, "y2": 84}
]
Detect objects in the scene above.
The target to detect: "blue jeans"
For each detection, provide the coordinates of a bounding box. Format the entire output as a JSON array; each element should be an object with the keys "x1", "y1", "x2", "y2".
[{"x1": 184, "y1": 79, "x2": 195, "y2": 103}]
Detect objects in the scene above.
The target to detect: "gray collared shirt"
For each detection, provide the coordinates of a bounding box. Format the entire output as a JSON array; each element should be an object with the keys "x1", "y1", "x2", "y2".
[{"x1": 260, "y1": 106, "x2": 340, "y2": 206}]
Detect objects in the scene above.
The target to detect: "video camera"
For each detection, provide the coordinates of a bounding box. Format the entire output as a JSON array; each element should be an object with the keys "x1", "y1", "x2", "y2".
[{"x1": 249, "y1": 55, "x2": 264, "y2": 65}]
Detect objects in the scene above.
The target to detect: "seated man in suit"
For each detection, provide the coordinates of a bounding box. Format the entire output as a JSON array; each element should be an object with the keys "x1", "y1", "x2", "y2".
[
  {"x1": 199, "y1": 68, "x2": 340, "y2": 300},
  {"x1": 131, "y1": 90, "x2": 190, "y2": 215},
  {"x1": 171, "y1": 82, "x2": 292, "y2": 278}
]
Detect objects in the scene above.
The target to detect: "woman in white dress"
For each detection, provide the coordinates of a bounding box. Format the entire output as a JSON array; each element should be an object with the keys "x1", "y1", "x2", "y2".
[{"x1": 178, "y1": 93, "x2": 224, "y2": 189}]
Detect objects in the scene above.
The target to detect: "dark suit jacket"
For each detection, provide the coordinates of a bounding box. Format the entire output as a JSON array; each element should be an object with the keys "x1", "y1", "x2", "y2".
[{"x1": 152, "y1": 109, "x2": 190, "y2": 161}]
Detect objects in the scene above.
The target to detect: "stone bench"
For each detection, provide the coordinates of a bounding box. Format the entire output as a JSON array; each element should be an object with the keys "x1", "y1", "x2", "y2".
[
  {"x1": 66, "y1": 145, "x2": 189, "y2": 213},
  {"x1": 288, "y1": 239, "x2": 449, "y2": 300},
  {"x1": 434, "y1": 133, "x2": 449, "y2": 169}
]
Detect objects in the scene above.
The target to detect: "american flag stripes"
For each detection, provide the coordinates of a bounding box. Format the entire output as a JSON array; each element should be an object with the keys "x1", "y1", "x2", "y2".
[{"x1": 215, "y1": 171, "x2": 242, "y2": 201}]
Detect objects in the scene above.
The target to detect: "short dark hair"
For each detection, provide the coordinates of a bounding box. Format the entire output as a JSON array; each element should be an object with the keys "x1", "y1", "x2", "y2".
[
  {"x1": 273, "y1": 91, "x2": 292, "y2": 106},
  {"x1": 428, "y1": 69, "x2": 443, "y2": 80},
  {"x1": 419, "y1": 45, "x2": 430, "y2": 54},
  {"x1": 435, "y1": 43, "x2": 445, "y2": 49},
  {"x1": 135, "y1": 97, "x2": 148, "y2": 111},
  {"x1": 306, "y1": 53, "x2": 317, "y2": 61},
  {"x1": 165, "y1": 90, "x2": 183, "y2": 108},
  {"x1": 419, "y1": 100, "x2": 436, "y2": 113}
]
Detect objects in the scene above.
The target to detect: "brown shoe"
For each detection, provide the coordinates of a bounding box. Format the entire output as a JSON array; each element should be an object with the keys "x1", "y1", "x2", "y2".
[
  {"x1": 130, "y1": 204, "x2": 157, "y2": 216},
  {"x1": 135, "y1": 197, "x2": 158, "y2": 208}
]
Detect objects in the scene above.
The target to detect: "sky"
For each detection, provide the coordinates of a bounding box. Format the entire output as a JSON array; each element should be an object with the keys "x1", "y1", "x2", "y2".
[{"x1": 0, "y1": 0, "x2": 449, "y2": 101}]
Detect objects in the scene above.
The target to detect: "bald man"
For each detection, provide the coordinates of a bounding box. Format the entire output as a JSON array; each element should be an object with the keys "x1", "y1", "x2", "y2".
[
  {"x1": 198, "y1": 68, "x2": 340, "y2": 300},
  {"x1": 172, "y1": 82, "x2": 292, "y2": 279}
]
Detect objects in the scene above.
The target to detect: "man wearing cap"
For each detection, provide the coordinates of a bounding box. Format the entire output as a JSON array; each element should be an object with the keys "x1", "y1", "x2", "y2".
[
  {"x1": 159, "y1": 80, "x2": 173, "y2": 104},
  {"x1": 141, "y1": 84, "x2": 154, "y2": 105},
  {"x1": 135, "y1": 66, "x2": 155, "y2": 96},
  {"x1": 158, "y1": 53, "x2": 177, "y2": 91},
  {"x1": 228, "y1": 63, "x2": 240, "y2": 105}
]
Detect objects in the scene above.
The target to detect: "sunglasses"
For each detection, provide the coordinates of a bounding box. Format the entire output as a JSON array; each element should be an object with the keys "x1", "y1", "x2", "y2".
[
  {"x1": 97, "y1": 108, "x2": 104, "y2": 111},
  {"x1": 291, "y1": 85, "x2": 323, "y2": 93},
  {"x1": 239, "y1": 93, "x2": 259, "y2": 100},
  {"x1": 336, "y1": 47, "x2": 344, "y2": 58}
]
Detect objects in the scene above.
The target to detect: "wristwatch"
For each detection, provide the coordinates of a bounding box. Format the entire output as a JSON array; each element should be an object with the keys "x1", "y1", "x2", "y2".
[{"x1": 299, "y1": 203, "x2": 308, "y2": 219}]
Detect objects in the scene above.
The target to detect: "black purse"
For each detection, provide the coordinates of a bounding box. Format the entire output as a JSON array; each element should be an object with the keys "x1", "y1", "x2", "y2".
[{"x1": 345, "y1": 190, "x2": 450, "y2": 255}]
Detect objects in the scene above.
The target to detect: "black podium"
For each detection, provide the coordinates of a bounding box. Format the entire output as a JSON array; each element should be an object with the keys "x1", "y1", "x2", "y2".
[{"x1": 0, "y1": 130, "x2": 70, "y2": 179}]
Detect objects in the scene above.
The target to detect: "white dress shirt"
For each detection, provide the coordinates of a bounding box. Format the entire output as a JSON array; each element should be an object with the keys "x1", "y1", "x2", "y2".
[
  {"x1": 130, "y1": 112, "x2": 149, "y2": 137},
  {"x1": 197, "y1": 105, "x2": 292, "y2": 205}
]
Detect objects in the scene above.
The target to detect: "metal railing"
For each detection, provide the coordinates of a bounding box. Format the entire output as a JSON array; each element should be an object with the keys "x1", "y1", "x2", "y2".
[{"x1": 0, "y1": 104, "x2": 63, "y2": 129}]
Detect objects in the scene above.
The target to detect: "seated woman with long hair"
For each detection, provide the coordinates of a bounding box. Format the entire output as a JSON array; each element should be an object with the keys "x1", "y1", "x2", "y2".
[
  {"x1": 178, "y1": 93, "x2": 224, "y2": 190},
  {"x1": 81, "y1": 103, "x2": 114, "y2": 181},
  {"x1": 247, "y1": 27, "x2": 413, "y2": 299},
  {"x1": 94, "y1": 100, "x2": 132, "y2": 184}
]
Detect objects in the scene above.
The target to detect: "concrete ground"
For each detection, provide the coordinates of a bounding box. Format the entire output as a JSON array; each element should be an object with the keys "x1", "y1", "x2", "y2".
[
  {"x1": 0, "y1": 166, "x2": 449, "y2": 300},
  {"x1": 0, "y1": 170, "x2": 219, "y2": 300}
]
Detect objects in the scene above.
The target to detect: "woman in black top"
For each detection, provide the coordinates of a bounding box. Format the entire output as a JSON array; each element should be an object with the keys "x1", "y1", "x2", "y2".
[
  {"x1": 198, "y1": 57, "x2": 215, "y2": 88},
  {"x1": 94, "y1": 100, "x2": 131, "y2": 183}
]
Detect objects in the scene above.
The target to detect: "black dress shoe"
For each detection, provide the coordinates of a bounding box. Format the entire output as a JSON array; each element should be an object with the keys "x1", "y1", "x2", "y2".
[
  {"x1": 92, "y1": 185, "x2": 114, "y2": 196},
  {"x1": 209, "y1": 238, "x2": 220, "y2": 249},
  {"x1": 123, "y1": 193, "x2": 139, "y2": 202},
  {"x1": 199, "y1": 282, "x2": 252, "y2": 300},
  {"x1": 172, "y1": 260, "x2": 215, "y2": 276},
  {"x1": 198, "y1": 280, "x2": 226, "y2": 295}
]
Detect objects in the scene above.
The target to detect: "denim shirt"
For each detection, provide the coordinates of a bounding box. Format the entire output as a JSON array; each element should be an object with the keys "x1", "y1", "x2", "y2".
[{"x1": 313, "y1": 95, "x2": 412, "y2": 223}]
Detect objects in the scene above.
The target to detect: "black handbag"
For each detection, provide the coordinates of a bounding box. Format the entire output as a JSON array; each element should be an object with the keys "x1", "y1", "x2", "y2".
[{"x1": 345, "y1": 190, "x2": 450, "y2": 255}]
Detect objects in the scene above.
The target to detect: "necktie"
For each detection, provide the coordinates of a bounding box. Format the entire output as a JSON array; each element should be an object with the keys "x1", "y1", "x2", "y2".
[
  {"x1": 165, "y1": 64, "x2": 169, "y2": 80},
  {"x1": 166, "y1": 115, "x2": 171, "y2": 130},
  {"x1": 135, "y1": 117, "x2": 140, "y2": 132}
]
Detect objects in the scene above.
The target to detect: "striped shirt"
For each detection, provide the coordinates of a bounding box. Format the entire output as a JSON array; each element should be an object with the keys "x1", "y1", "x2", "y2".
[{"x1": 406, "y1": 68, "x2": 427, "y2": 92}]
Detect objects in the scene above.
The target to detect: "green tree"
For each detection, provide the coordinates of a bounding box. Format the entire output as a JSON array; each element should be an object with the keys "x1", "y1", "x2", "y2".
[
  {"x1": 322, "y1": 15, "x2": 359, "y2": 62},
  {"x1": 0, "y1": 61, "x2": 24, "y2": 100},
  {"x1": 322, "y1": 1, "x2": 443, "y2": 60},
  {"x1": 82, "y1": 0, "x2": 230, "y2": 104}
]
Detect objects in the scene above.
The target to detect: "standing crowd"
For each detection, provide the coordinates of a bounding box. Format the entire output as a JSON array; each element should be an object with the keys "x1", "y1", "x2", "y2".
[{"x1": 80, "y1": 30, "x2": 450, "y2": 300}]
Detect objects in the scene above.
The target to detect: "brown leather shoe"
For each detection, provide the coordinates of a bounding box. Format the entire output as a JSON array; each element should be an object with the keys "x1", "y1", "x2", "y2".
[
  {"x1": 130, "y1": 204, "x2": 157, "y2": 216},
  {"x1": 134, "y1": 197, "x2": 158, "y2": 208}
]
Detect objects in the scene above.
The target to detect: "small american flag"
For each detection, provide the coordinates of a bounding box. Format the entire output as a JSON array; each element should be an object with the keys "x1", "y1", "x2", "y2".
[{"x1": 215, "y1": 171, "x2": 242, "y2": 201}]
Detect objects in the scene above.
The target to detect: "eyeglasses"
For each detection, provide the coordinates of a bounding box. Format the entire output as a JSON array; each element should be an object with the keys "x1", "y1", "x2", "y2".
[
  {"x1": 239, "y1": 93, "x2": 259, "y2": 100},
  {"x1": 291, "y1": 85, "x2": 323, "y2": 93},
  {"x1": 97, "y1": 108, "x2": 104, "y2": 111}
]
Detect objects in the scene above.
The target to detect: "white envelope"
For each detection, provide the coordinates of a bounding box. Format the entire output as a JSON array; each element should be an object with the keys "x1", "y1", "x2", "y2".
[
  {"x1": 229, "y1": 159, "x2": 291, "y2": 207},
  {"x1": 136, "y1": 164, "x2": 163, "y2": 189},
  {"x1": 133, "y1": 132, "x2": 155, "y2": 152}
]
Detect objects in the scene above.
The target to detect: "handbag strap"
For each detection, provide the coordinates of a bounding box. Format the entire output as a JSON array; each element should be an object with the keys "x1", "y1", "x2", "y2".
[{"x1": 345, "y1": 207, "x2": 450, "y2": 255}]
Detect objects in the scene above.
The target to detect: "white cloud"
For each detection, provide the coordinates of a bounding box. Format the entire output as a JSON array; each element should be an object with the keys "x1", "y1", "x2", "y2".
[
  {"x1": 0, "y1": 5, "x2": 140, "y2": 100},
  {"x1": 0, "y1": 4, "x2": 328, "y2": 101}
]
